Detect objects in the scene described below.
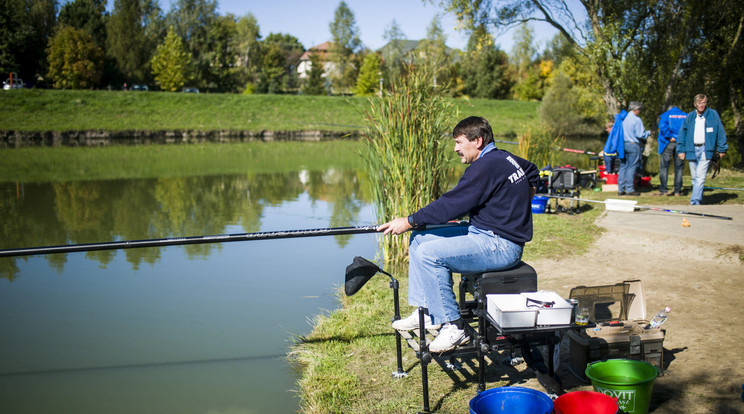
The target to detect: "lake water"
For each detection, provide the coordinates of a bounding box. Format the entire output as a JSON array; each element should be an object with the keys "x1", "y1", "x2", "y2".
[{"x1": 0, "y1": 170, "x2": 379, "y2": 413}]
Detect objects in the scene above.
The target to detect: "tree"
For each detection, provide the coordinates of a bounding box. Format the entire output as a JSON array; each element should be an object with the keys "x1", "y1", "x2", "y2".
[
  {"x1": 438, "y1": 0, "x2": 663, "y2": 115},
  {"x1": 460, "y1": 24, "x2": 512, "y2": 99},
  {"x1": 255, "y1": 33, "x2": 304, "y2": 94},
  {"x1": 416, "y1": 15, "x2": 454, "y2": 90},
  {"x1": 510, "y1": 23, "x2": 536, "y2": 83},
  {"x1": 0, "y1": 0, "x2": 57, "y2": 85},
  {"x1": 328, "y1": 1, "x2": 361, "y2": 93},
  {"x1": 151, "y1": 26, "x2": 191, "y2": 92},
  {"x1": 57, "y1": 0, "x2": 108, "y2": 48},
  {"x1": 47, "y1": 25, "x2": 104, "y2": 89},
  {"x1": 302, "y1": 51, "x2": 326, "y2": 95},
  {"x1": 166, "y1": 0, "x2": 218, "y2": 90},
  {"x1": 234, "y1": 13, "x2": 262, "y2": 91},
  {"x1": 354, "y1": 52, "x2": 381, "y2": 96},
  {"x1": 205, "y1": 14, "x2": 241, "y2": 92},
  {"x1": 107, "y1": 0, "x2": 163, "y2": 85},
  {"x1": 381, "y1": 19, "x2": 406, "y2": 86}
]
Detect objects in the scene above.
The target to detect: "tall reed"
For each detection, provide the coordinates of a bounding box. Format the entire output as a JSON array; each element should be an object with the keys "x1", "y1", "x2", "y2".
[
  {"x1": 517, "y1": 124, "x2": 565, "y2": 169},
  {"x1": 359, "y1": 68, "x2": 458, "y2": 263}
]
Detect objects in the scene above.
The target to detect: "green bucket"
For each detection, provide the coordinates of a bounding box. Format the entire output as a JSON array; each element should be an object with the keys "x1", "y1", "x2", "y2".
[{"x1": 585, "y1": 359, "x2": 658, "y2": 414}]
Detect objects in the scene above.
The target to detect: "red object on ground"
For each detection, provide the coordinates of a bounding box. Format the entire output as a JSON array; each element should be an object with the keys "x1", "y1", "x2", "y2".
[
  {"x1": 605, "y1": 173, "x2": 618, "y2": 184},
  {"x1": 553, "y1": 391, "x2": 618, "y2": 414}
]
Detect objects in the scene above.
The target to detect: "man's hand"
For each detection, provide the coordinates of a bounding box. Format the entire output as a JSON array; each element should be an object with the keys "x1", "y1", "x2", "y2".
[
  {"x1": 377, "y1": 217, "x2": 413, "y2": 235},
  {"x1": 678, "y1": 153, "x2": 686, "y2": 160}
]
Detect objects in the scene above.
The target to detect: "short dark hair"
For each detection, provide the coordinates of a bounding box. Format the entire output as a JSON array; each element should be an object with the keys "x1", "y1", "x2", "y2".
[{"x1": 452, "y1": 116, "x2": 494, "y2": 145}]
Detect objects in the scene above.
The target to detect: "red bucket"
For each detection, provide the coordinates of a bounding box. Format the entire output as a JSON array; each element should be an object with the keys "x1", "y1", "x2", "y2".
[
  {"x1": 605, "y1": 173, "x2": 618, "y2": 184},
  {"x1": 553, "y1": 391, "x2": 618, "y2": 414},
  {"x1": 599, "y1": 165, "x2": 606, "y2": 179}
]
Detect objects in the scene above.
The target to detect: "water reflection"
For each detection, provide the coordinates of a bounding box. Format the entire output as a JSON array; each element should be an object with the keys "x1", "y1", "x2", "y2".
[
  {"x1": 1, "y1": 169, "x2": 371, "y2": 280},
  {"x1": 0, "y1": 167, "x2": 378, "y2": 414}
]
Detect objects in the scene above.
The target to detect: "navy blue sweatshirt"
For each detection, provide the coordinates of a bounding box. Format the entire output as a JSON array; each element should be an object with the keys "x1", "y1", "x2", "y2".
[{"x1": 411, "y1": 148, "x2": 539, "y2": 244}]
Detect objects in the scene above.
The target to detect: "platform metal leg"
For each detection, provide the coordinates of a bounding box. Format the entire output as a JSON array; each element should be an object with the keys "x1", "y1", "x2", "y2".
[
  {"x1": 417, "y1": 307, "x2": 432, "y2": 413},
  {"x1": 391, "y1": 279, "x2": 407, "y2": 379}
]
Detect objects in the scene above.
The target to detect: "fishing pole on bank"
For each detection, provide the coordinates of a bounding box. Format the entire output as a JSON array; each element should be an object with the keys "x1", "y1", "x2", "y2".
[{"x1": 542, "y1": 194, "x2": 733, "y2": 220}]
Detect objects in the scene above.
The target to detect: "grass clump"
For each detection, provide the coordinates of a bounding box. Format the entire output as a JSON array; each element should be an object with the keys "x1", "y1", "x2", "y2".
[
  {"x1": 358, "y1": 68, "x2": 458, "y2": 263},
  {"x1": 516, "y1": 124, "x2": 564, "y2": 169}
]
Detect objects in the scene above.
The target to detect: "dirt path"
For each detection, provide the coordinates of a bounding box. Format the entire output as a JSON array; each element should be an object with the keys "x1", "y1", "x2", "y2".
[{"x1": 526, "y1": 204, "x2": 744, "y2": 413}]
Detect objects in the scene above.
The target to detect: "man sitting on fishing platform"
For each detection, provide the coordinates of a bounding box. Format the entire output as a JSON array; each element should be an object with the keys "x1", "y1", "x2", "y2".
[{"x1": 378, "y1": 116, "x2": 539, "y2": 353}]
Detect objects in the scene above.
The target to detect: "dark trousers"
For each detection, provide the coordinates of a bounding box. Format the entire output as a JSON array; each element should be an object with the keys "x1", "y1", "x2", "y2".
[{"x1": 659, "y1": 142, "x2": 684, "y2": 194}]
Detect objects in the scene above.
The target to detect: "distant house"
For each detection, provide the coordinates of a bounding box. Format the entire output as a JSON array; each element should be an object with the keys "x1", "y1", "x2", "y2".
[{"x1": 297, "y1": 41, "x2": 336, "y2": 79}]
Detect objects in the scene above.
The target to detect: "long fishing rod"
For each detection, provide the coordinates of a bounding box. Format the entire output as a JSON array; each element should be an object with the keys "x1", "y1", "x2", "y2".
[
  {"x1": 542, "y1": 194, "x2": 733, "y2": 220},
  {"x1": 0, "y1": 226, "x2": 380, "y2": 258},
  {"x1": 494, "y1": 139, "x2": 599, "y2": 156}
]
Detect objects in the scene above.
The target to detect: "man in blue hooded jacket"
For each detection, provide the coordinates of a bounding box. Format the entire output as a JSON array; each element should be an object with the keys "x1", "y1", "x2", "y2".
[
  {"x1": 656, "y1": 105, "x2": 687, "y2": 196},
  {"x1": 378, "y1": 116, "x2": 539, "y2": 353},
  {"x1": 602, "y1": 110, "x2": 627, "y2": 174},
  {"x1": 677, "y1": 94, "x2": 728, "y2": 205}
]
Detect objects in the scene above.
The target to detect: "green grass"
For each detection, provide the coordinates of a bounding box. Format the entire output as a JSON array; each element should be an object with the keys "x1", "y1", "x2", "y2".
[
  {"x1": 0, "y1": 89, "x2": 539, "y2": 136},
  {"x1": 291, "y1": 169, "x2": 744, "y2": 414}
]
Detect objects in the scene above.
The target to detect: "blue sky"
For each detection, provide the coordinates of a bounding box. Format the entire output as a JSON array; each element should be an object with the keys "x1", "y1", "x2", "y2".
[
  {"x1": 152, "y1": 0, "x2": 559, "y2": 53},
  {"x1": 88, "y1": 0, "x2": 560, "y2": 53}
]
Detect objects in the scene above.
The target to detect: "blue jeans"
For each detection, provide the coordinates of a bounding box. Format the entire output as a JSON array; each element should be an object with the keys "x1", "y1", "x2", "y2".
[
  {"x1": 688, "y1": 145, "x2": 710, "y2": 205},
  {"x1": 659, "y1": 142, "x2": 684, "y2": 194},
  {"x1": 407, "y1": 224, "x2": 523, "y2": 324},
  {"x1": 619, "y1": 142, "x2": 641, "y2": 193}
]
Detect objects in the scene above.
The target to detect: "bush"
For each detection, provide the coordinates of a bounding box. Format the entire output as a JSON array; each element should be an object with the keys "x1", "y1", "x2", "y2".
[{"x1": 358, "y1": 67, "x2": 457, "y2": 262}]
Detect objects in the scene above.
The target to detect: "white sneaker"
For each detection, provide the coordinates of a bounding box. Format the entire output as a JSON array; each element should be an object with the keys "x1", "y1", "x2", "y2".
[
  {"x1": 392, "y1": 310, "x2": 441, "y2": 331},
  {"x1": 428, "y1": 323, "x2": 470, "y2": 353}
]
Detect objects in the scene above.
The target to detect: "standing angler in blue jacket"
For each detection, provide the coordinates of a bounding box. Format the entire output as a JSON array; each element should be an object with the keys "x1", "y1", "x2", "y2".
[
  {"x1": 378, "y1": 116, "x2": 539, "y2": 353},
  {"x1": 676, "y1": 94, "x2": 728, "y2": 205},
  {"x1": 656, "y1": 105, "x2": 687, "y2": 196}
]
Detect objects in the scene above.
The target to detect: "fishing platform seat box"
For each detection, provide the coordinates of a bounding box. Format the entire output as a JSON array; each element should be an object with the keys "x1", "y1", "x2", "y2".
[
  {"x1": 458, "y1": 261, "x2": 538, "y2": 321},
  {"x1": 566, "y1": 280, "x2": 665, "y2": 381},
  {"x1": 460, "y1": 261, "x2": 538, "y2": 298}
]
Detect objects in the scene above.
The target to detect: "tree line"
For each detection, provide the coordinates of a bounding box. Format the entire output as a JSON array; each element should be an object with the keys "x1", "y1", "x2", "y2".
[{"x1": 1, "y1": 0, "x2": 579, "y2": 101}]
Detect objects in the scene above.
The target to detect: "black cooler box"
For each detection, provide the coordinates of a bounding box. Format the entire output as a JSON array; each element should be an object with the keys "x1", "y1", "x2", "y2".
[
  {"x1": 566, "y1": 280, "x2": 665, "y2": 381},
  {"x1": 550, "y1": 167, "x2": 579, "y2": 191}
]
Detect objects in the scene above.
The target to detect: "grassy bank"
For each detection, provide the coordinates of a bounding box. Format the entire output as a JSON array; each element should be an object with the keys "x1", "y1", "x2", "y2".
[
  {"x1": 291, "y1": 168, "x2": 744, "y2": 414},
  {"x1": 291, "y1": 208, "x2": 605, "y2": 414},
  {"x1": 0, "y1": 89, "x2": 539, "y2": 136}
]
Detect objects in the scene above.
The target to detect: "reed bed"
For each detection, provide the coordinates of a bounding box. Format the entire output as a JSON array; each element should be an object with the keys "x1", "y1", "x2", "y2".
[
  {"x1": 358, "y1": 69, "x2": 458, "y2": 263},
  {"x1": 517, "y1": 124, "x2": 565, "y2": 169}
]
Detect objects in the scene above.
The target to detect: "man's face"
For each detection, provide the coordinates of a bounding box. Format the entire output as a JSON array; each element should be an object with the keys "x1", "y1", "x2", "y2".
[
  {"x1": 695, "y1": 98, "x2": 708, "y2": 115},
  {"x1": 453, "y1": 134, "x2": 483, "y2": 164}
]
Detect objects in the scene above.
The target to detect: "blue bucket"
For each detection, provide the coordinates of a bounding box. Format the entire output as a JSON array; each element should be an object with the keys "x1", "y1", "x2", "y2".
[
  {"x1": 531, "y1": 196, "x2": 549, "y2": 214},
  {"x1": 470, "y1": 386, "x2": 554, "y2": 414}
]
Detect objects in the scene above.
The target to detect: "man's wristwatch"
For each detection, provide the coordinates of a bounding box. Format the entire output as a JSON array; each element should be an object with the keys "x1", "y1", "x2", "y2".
[{"x1": 407, "y1": 215, "x2": 421, "y2": 230}]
